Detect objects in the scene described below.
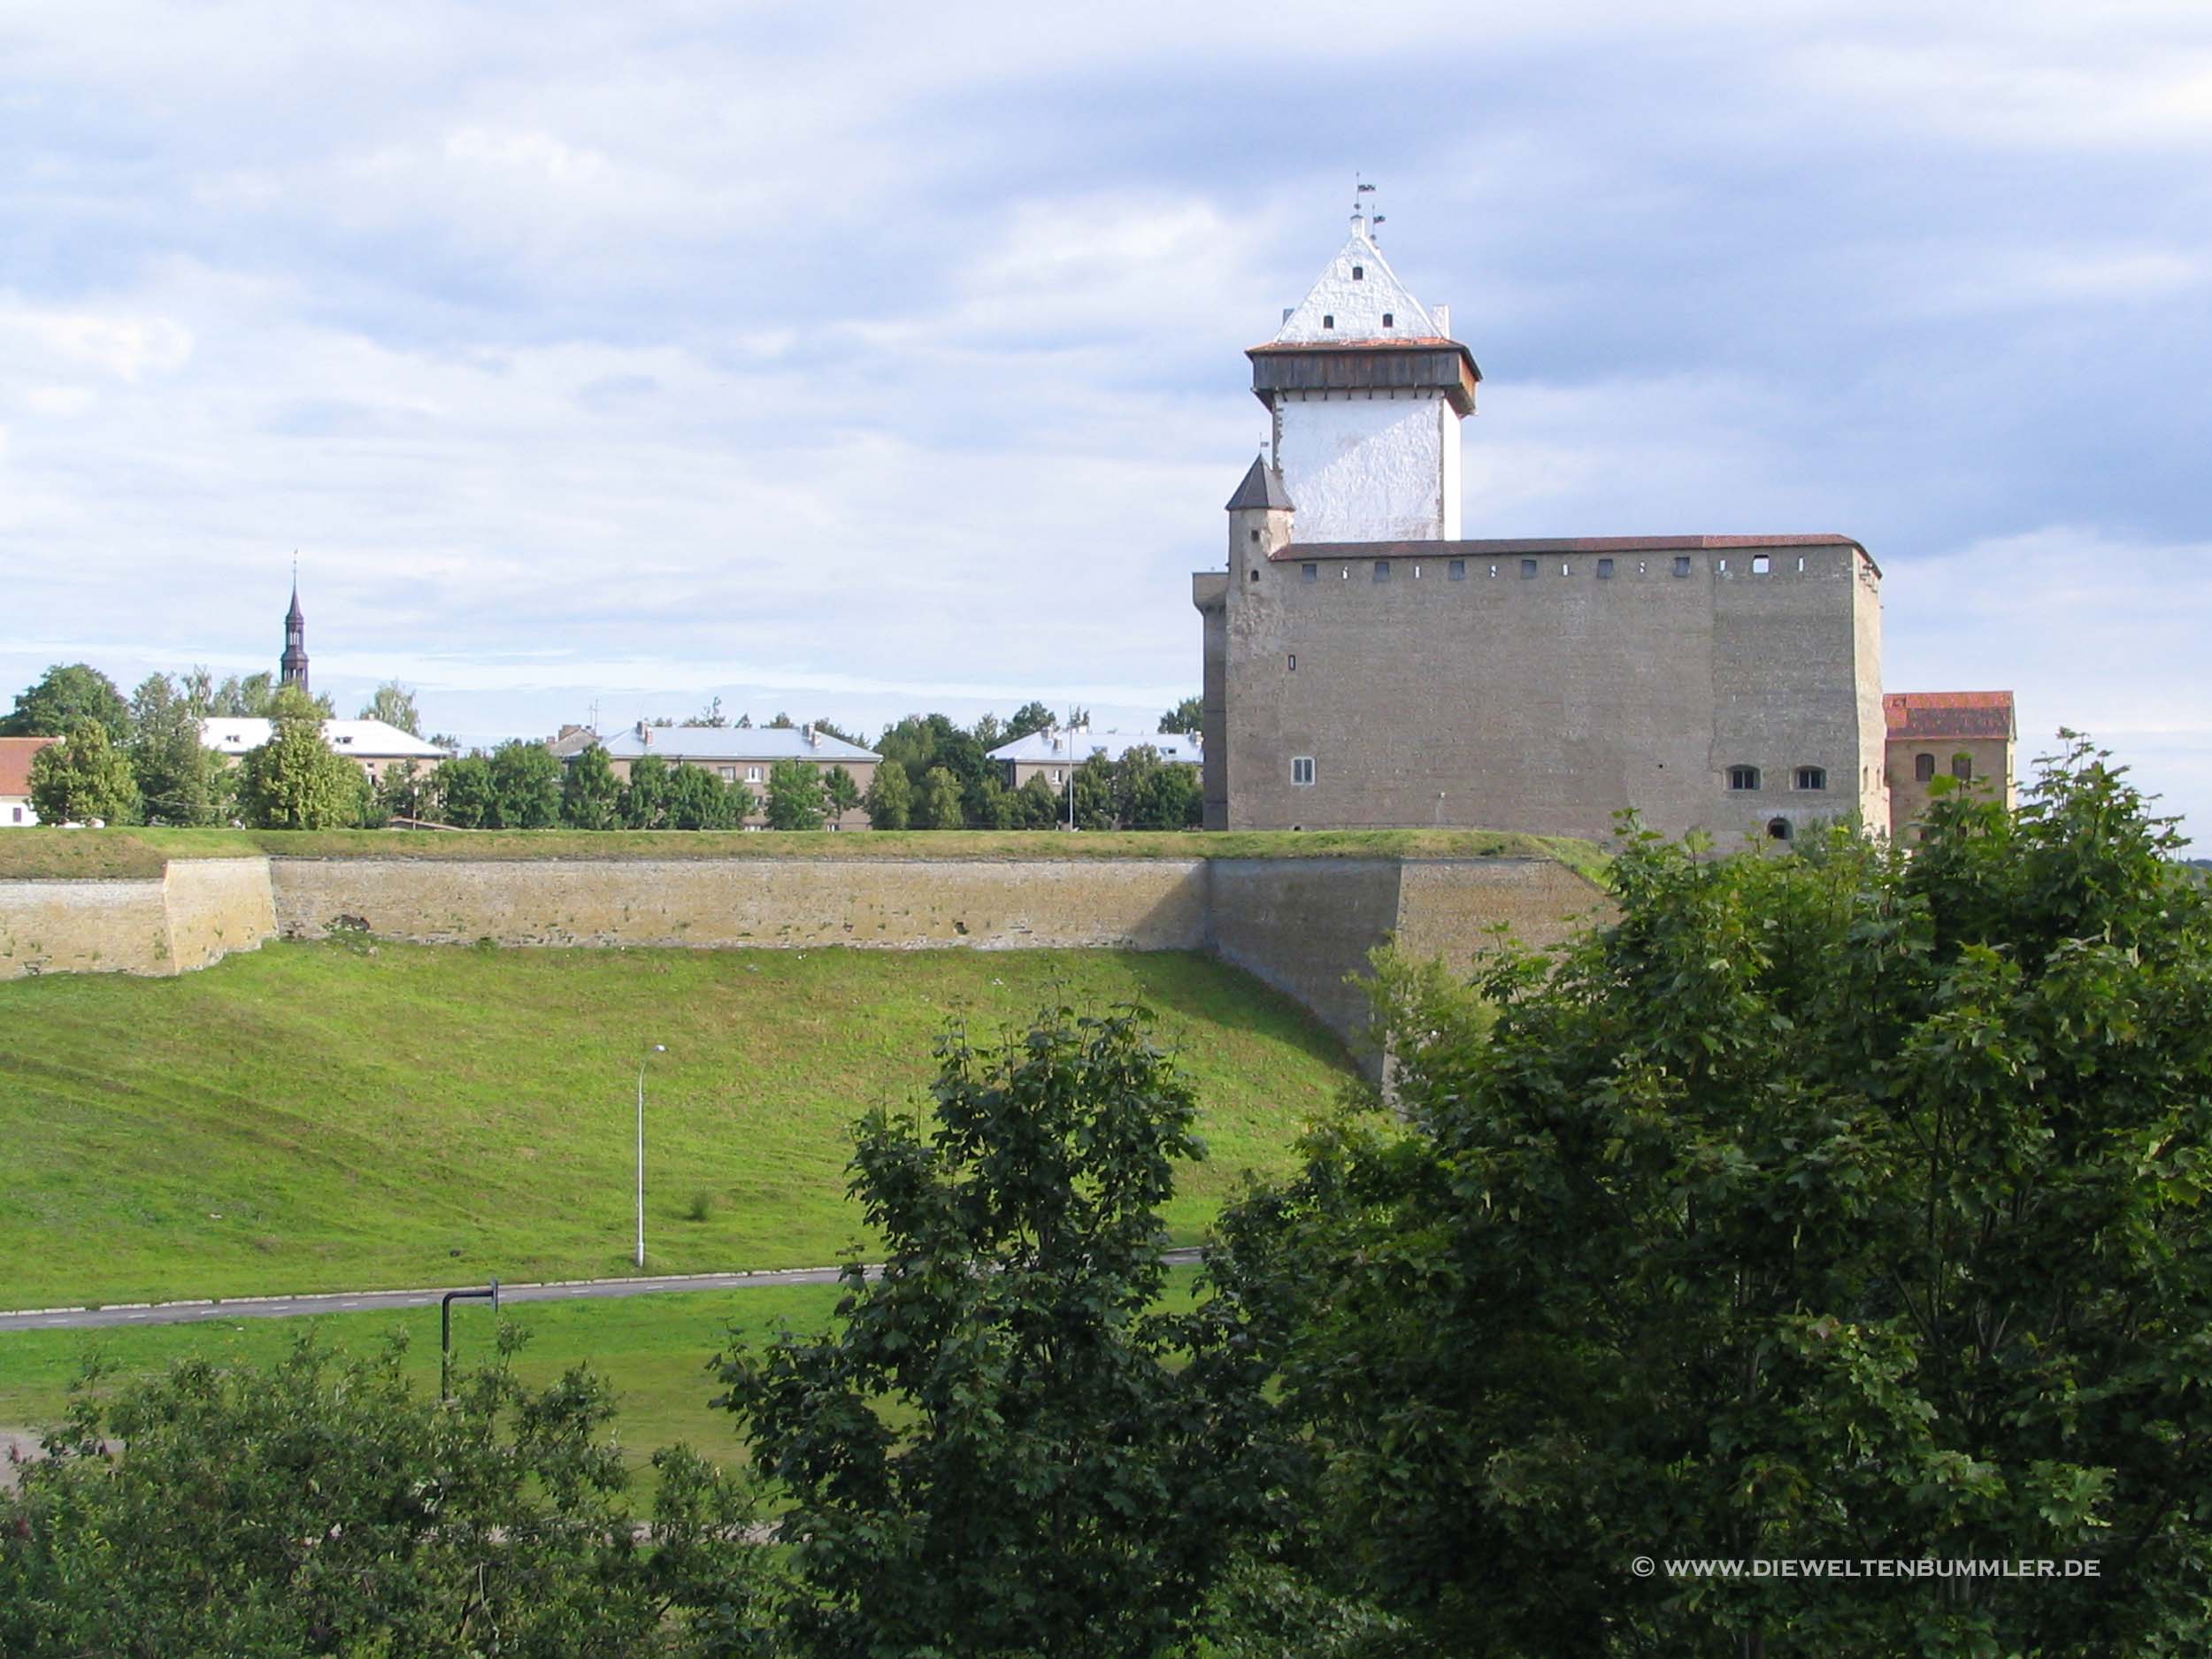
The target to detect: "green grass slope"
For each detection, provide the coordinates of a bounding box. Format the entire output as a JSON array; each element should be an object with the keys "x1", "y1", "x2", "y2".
[{"x1": 0, "y1": 942, "x2": 1351, "y2": 1309}]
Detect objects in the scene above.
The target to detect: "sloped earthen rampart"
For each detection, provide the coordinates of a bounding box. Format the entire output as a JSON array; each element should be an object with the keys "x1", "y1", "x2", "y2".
[{"x1": 1, "y1": 854, "x2": 1610, "y2": 1058}]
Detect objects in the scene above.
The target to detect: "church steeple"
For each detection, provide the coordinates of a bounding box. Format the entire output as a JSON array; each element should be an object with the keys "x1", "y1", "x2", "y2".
[{"x1": 280, "y1": 563, "x2": 310, "y2": 696}]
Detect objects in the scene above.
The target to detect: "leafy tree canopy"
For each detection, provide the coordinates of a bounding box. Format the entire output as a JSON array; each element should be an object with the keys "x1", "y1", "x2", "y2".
[
  {"x1": 357, "y1": 680, "x2": 422, "y2": 735},
  {"x1": 3, "y1": 663, "x2": 130, "y2": 742},
  {"x1": 764, "y1": 757, "x2": 827, "y2": 830},
  {"x1": 235, "y1": 689, "x2": 359, "y2": 829},
  {"x1": 27, "y1": 719, "x2": 139, "y2": 826},
  {"x1": 560, "y1": 742, "x2": 622, "y2": 831},
  {"x1": 717, "y1": 1005, "x2": 1262, "y2": 1659},
  {"x1": 1158, "y1": 695, "x2": 1203, "y2": 735},
  {"x1": 1211, "y1": 739, "x2": 2212, "y2": 1656}
]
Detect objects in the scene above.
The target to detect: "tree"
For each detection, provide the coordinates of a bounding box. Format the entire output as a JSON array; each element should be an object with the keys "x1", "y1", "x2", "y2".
[
  {"x1": 435, "y1": 754, "x2": 497, "y2": 828},
  {"x1": 1158, "y1": 695, "x2": 1204, "y2": 735},
  {"x1": 1005, "y1": 701, "x2": 1057, "y2": 741},
  {"x1": 766, "y1": 711, "x2": 795, "y2": 729},
  {"x1": 486, "y1": 739, "x2": 562, "y2": 829},
  {"x1": 1116, "y1": 746, "x2": 1201, "y2": 830},
  {"x1": 1071, "y1": 753, "x2": 1118, "y2": 830},
  {"x1": 821, "y1": 764, "x2": 862, "y2": 824},
  {"x1": 764, "y1": 758, "x2": 827, "y2": 830},
  {"x1": 236, "y1": 689, "x2": 359, "y2": 829},
  {"x1": 3, "y1": 663, "x2": 130, "y2": 742},
  {"x1": 127, "y1": 672, "x2": 222, "y2": 826},
  {"x1": 28, "y1": 720, "x2": 139, "y2": 826},
  {"x1": 716, "y1": 1005, "x2": 1262, "y2": 1659},
  {"x1": 1212, "y1": 741, "x2": 2212, "y2": 1655},
  {"x1": 205, "y1": 671, "x2": 279, "y2": 718},
  {"x1": 375, "y1": 758, "x2": 435, "y2": 825},
  {"x1": 666, "y1": 762, "x2": 739, "y2": 830},
  {"x1": 682, "y1": 696, "x2": 730, "y2": 727},
  {"x1": 809, "y1": 717, "x2": 867, "y2": 748},
  {"x1": 917, "y1": 764, "x2": 965, "y2": 830},
  {"x1": 1016, "y1": 771, "x2": 1062, "y2": 829},
  {"x1": 0, "y1": 1331, "x2": 777, "y2": 1657},
  {"x1": 621, "y1": 752, "x2": 674, "y2": 830},
  {"x1": 357, "y1": 680, "x2": 422, "y2": 735},
  {"x1": 864, "y1": 760, "x2": 913, "y2": 830},
  {"x1": 561, "y1": 743, "x2": 623, "y2": 830}
]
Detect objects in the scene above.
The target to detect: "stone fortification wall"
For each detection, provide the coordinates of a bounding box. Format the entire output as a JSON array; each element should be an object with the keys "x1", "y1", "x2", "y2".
[
  {"x1": 0, "y1": 856, "x2": 273, "y2": 979},
  {"x1": 270, "y1": 858, "x2": 1212, "y2": 953},
  {"x1": 163, "y1": 857, "x2": 279, "y2": 972},
  {"x1": 4, "y1": 854, "x2": 1610, "y2": 1061}
]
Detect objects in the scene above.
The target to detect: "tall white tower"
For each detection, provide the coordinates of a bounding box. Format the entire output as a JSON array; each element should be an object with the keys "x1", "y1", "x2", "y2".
[{"x1": 1250, "y1": 208, "x2": 1479, "y2": 541}]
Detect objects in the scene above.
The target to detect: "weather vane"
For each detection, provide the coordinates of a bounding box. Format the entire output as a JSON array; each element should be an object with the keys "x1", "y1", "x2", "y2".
[{"x1": 1354, "y1": 174, "x2": 1384, "y2": 235}]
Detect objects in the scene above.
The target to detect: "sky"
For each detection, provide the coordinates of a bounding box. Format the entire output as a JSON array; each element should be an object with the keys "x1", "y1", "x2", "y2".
[{"x1": 4, "y1": 1, "x2": 2208, "y2": 841}]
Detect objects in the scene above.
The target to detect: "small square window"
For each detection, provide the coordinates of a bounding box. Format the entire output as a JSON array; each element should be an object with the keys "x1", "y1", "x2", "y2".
[
  {"x1": 720, "y1": 766, "x2": 736, "y2": 781},
  {"x1": 1248, "y1": 567, "x2": 1260, "y2": 581},
  {"x1": 1448, "y1": 559, "x2": 1466, "y2": 580},
  {"x1": 1596, "y1": 557, "x2": 1615, "y2": 579},
  {"x1": 1322, "y1": 314, "x2": 1335, "y2": 329},
  {"x1": 1372, "y1": 561, "x2": 1390, "y2": 581},
  {"x1": 1752, "y1": 554, "x2": 1771, "y2": 574},
  {"x1": 1050, "y1": 769, "x2": 1063, "y2": 786},
  {"x1": 1382, "y1": 311, "x2": 1394, "y2": 326},
  {"x1": 1292, "y1": 757, "x2": 1316, "y2": 786},
  {"x1": 1794, "y1": 766, "x2": 1826, "y2": 791},
  {"x1": 1301, "y1": 563, "x2": 1317, "y2": 582},
  {"x1": 1674, "y1": 556, "x2": 1692, "y2": 577},
  {"x1": 1520, "y1": 558, "x2": 1537, "y2": 579},
  {"x1": 1351, "y1": 265, "x2": 1364, "y2": 280},
  {"x1": 746, "y1": 766, "x2": 762, "y2": 783},
  {"x1": 1728, "y1": 765, "x2": 1761, "y2": 792}
]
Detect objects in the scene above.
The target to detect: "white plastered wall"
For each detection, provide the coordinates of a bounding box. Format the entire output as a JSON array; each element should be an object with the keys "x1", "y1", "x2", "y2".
[{"x1": 1275, "y1": 391, "x2": 1457, "y2": 541}]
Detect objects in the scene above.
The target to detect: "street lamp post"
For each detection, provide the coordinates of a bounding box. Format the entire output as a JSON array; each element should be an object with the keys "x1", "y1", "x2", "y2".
[{"x1": 636, "y1": 1043, "x2": 664, "y2": 1270}]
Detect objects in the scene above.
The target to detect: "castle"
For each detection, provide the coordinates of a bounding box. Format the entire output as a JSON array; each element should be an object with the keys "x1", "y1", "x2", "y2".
[{"x1": 1194, "y1": 206, "x2": 1892, "y2": 845}]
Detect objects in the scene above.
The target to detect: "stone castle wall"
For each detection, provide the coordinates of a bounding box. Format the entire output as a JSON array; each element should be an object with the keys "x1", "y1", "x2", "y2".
[
  {"x1": 0, "y1": 856, "x2": 273, "y2": 978},
  {"x1": 1214, "y1": 534, "x2": 1885, "y2": 845},
  {"x1": 1, "y1": 854, "x2": 1610, "y2": 1060}
]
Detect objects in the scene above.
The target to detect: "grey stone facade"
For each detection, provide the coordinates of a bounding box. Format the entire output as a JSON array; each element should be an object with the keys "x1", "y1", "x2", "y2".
[{"x1": 1198, "y1": 509, "x2": 1888, "y2": 844}]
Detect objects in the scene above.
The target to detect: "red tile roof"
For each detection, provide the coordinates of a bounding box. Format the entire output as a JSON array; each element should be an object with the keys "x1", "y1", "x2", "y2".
[
  {"x1": 0, "y1": 736, "x2": 58, "y2": 797},
  {"x1": 1884, "y1": 691, "x2": 2016, "y2": 741}
]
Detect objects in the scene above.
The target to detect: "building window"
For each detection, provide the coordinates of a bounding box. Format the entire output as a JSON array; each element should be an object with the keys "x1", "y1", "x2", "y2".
[
  {"x1": 1597, "y1": 557, "x2": 1615, "y2": 578},
  {"x1": 1322, "y1": 314, "x2": 1334, "y2": 328},
  {"x1": 1674, "y1": 556, "x2": 1692, "y2": 577},
  {"x1": 1287, "y1": 653, "x2": 1295, "y2": 671},
  {"x1": 1249, "y1": 527, "x2": 1261, "y2": 542},
  {"x1": 1915, "y1": 752, "x2": 1936, "y2": 783},
  {"x1": 1050, "y1": 770, "x2": 1063, "y2": 786},
  {"x1": 1728, "y1": 765, "x2": 1762, "y2": 792},
  {"x1": 1373, "y1": 561, "x2": 1390, "y2": 581},
  {"x1": 1952, "y1": 754, "x2": 1973, "y2": 781},
  {"x1": 1248, "y1": 567, "x2": 1260, "y2": 581},
  {"x1": 1520, "y1": 558, "x2": 1537, "y2": 578},
  {"x1": 1382, "y1": 311, "x2": 1394, "y2": 326},
  {"x1": 1753, "y1": 555, "x2": 1771, "y2": 574},
  {"x1": 720, "y1": 766, "x2": 735, "y2": 780},
  {"x1": 1717, "y1": 557, "x2": 1729, "y2": 572},
  {"x1": 1767, "y1": 817, "x2": 1793, "y2": 841},
  {"x1": 1351, "y1": 265, "x2": 1364, "y2": 280},
  {"x1": 1302, "y1": 563, "x2": 1317, "y2": 582},
  {"x1": 746, "y1": 766, "x2": 762, "y2": 783},
  {"x1": 10, "y1": 807, "x2": 20, "y2": 823},
  {"x1": 1292, "y1": 757, "x2": 1316, "y2": 786},
  {"x1": 1795, "y1": 766, "x2": 1826, "y2": 791},
  {"x1": 1448, "y1": 558, "x2": 1465, "y2": 580}
]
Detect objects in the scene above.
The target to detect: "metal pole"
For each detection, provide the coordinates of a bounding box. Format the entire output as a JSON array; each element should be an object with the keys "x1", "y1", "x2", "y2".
[
  {"x1": 636, "y1": 1043, "x2": 664, "y2": 1271},
  {"x1": 440, "y1": 1278, "x2": 499, "y2": 1401}
]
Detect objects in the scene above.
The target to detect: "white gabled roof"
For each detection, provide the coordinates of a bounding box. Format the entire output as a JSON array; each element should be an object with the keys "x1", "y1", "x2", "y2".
[
  {"x1": 987, "y1": 729, "x2": 1202, "y2": 766},
  {"x1": 1271, "y1": 212, "x2": 1442, "y2": 345},
  {"x1": 199, "y1": 718, "x2": 451, "y2": 759}
]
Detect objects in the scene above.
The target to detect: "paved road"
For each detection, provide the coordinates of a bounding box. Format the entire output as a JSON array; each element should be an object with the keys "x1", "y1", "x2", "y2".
[{"x1": 0, "y1": 1248, "x2": 1207, "y2": 1334}]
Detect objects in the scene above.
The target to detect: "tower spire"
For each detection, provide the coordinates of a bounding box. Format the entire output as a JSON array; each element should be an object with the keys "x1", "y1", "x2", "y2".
[{"x1": 280, "y1": 556, "x2": 310, "y2": 696}]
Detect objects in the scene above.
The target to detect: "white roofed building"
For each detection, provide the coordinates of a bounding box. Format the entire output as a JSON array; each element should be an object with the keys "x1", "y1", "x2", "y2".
[
  {"x1": 573, "y1": 723, "x2": 882, "y2": 830},
  {"x1": 987, "y1": 727, "x2": 1202, "y2": 793},
  {"x1": 200, "y1": 718, "x2": 451, "y2": 785}
]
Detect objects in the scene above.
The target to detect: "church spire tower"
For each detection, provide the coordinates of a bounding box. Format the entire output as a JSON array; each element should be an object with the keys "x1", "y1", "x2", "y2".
[
  {"x1": 1248, "y1": 193, "x2": 1479, "y2": 541},
  {"x1": 280, "y1": 561, "x2": 310, "y2": 696}
]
